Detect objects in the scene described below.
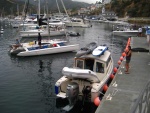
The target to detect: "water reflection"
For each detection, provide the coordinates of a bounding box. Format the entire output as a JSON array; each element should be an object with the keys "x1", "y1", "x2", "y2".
[
  {"x1": 38, "y1": 60, "x2": 45, "y2": 73},
  {"x1": 37, "y1": 59, "x2": 56, "y2": 113}
]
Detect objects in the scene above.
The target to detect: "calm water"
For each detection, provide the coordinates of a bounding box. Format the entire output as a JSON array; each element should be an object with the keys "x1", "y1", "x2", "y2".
[{"x1": 0, "y1": 21, "x2": 127, "y2": 113}]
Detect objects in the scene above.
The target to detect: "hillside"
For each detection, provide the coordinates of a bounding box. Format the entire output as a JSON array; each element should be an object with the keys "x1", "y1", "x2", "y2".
[
  {"x1": 108, "y1": 0, "x2": 150, "y2": 17},
  {"x1": 0, "y1": 0, "x2": 90, "y2": 16},
  {"x1": 17, "y1": 0, "x2": 90, "y2": 10}
]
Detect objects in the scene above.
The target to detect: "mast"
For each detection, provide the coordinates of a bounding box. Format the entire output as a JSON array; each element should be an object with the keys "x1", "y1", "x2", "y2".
[
  {"x1": 38, "y1": 0, "x2": 40, "y2": 19},
  {"x1": 22, "y1": 0, "x2": 29, "y2": 30},
  {"x1": 45, "y1": 0, "x2": 51, "y2": 38},
  {"x1": 56, "y1": 0, "x2": 61, "y2": 14},
  {"x1": 17, "y1": 4, "x2": 19, "y2": 16}
]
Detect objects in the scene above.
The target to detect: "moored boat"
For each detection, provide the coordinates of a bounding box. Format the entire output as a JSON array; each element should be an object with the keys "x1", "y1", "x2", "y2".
[
  {"x1": 55, "y1": 45, "x2": 113, "y2": 111},
  {"x1": 65, "y1": 18, "x2": 91, "y2": 28},
  {"x1": 112, "y1": 24, "x2": 139, "y2": 37},
  {"x1": 9, "y1": 39, "x2": 79, "y2": 56},
  {"x1": 113, "y1": 30, "x2": 138, "y2": 37},
  {"x1": 75, "y1": 42, "x2": 97, "y2": 57},
  {"x1": 67, "y1": 31, "x2": 80, "y2": 36}
]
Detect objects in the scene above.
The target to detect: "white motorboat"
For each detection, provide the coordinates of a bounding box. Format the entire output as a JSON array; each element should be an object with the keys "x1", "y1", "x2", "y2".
[
  {"x1": 67, "y1": 31, "x2": 80, "y2": 36},
  {"x1": 19, "y1": 21, "x2": 67, "y2": 37},
  {"x1": 55, "y1": 45, "x2": 113, "y2": 111},
  {"x1": 65, "y1": 18, "x2": 91, "y2": 28},
  {"x1": 19, "y1": 25, "x2": 66, "y2": 37},
  {"x1": 112, "y1": 30, "x2": 138, "y2": 37},
  {"x1": 112, "y1": 24, "x2": 139, "y2": 37},
  {"x1": 9, "y1": 39, "x2": 79, "y2": 56}
]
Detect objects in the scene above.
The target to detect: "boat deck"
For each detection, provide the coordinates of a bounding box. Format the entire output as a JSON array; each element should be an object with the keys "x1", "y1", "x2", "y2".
[{"x1": 95, "y1": 36, "x2": 150, "y2": 113}]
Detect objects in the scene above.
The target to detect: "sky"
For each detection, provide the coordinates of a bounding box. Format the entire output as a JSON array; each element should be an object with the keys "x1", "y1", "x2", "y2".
[{"x1": 72, "y1": 0, "x2": 100, "y2": 4}]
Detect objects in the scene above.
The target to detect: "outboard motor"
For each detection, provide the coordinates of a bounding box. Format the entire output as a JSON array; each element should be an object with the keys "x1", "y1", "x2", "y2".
[{"x1": 66, "y1": 82, "x2": 79, "y2": 106}]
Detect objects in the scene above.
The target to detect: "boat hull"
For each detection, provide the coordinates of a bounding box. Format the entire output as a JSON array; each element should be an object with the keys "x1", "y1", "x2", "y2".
[
  {"x1": 20, "y1": 30, "x2": 66, "y2": 37},
  {"x1": 17, "y1": 44, "x2": 79, "y2": 56},
  {"x1": 65, "y1": 22, "x2": 90, "y2": 28},
  {"x1": 113, "y1": 30, "x2": 138, "y2": 37}
]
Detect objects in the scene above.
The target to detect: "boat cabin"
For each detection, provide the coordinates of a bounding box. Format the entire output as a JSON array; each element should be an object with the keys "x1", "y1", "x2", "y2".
[
  {"x1": 71, "y1": 18, "x2": 83, "y2": 23},
  {"x1": 74, "y1": 50, "x2": 112, "y2": 76}
]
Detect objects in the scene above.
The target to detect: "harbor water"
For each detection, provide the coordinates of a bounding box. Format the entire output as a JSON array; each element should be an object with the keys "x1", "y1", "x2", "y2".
[{"x1": 0, "y1": 21, "x2": 128, "y2": 113}]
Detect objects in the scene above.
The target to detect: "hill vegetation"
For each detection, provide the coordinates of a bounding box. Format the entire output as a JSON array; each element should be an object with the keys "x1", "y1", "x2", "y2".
[
  {"x1": 107, "y1": 0, "x2": 150, "y2": 17},
  {"x1": 1, "y1": 0, "x2": 150, "y2": 18},
  {"x1": 0, "y1": 0, "x2": 90, "y2": 16}
]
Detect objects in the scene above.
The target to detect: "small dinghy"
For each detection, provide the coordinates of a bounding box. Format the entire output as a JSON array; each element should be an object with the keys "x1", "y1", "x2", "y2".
[
  {"x1": 92, "y1": 45, "x2": 108, "y2": 56},
  {"x1": 75, "y1": 42, "x2": 97, "y2": 57},
  {"x1": 67, "y1": 31, "x2": 80, "y2": 36}
]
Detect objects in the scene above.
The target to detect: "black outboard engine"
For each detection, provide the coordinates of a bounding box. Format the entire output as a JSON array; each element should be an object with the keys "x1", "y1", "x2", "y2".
[{"x1": 66, "y1": 82, "x2": 79, "y2": 106}]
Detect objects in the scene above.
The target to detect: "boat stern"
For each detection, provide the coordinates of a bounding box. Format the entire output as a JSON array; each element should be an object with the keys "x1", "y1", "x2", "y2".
[{"x1": 55, "y1": 76, "x2": 70, "y2": 98}]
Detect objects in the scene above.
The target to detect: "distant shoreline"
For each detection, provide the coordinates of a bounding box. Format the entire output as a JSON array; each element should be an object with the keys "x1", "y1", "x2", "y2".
[{"x1": 118, "y1": 17, "x2": 150, "y2": 24}]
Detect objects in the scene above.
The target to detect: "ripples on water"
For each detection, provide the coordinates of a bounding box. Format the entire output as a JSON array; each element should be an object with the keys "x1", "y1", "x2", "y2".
[{"x1": 0, "y1": 21, "x2": 128, "y2": 113}]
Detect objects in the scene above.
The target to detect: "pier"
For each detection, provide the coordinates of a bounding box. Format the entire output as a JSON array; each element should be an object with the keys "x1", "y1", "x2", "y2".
[{"x1": 95, "y1": 36, "x2": 150, "y2": 113}]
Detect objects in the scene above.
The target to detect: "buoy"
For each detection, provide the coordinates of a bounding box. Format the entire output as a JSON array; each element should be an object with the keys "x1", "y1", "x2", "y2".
[
  {"x1": 110, "y1": 74, "x2": 115, "y2": 79},
  {"x1": 113, "y1": 67, "x2": 118, "y2": 73},
  {"x1": 118, "y1": 60, "x2": 121, "y2": 65},
  {"x1": 120, "y1": 56, "x2": 123, "y2": 61},
  {"x1": 122, "y1": 52, "x2": 126, "y2": 57},
  {"x1": 94, "y1": 97, "x2": 101, "y2": 106},
  {"x1": 103, "y1": 84, "x2": 108, "y2": 92}
]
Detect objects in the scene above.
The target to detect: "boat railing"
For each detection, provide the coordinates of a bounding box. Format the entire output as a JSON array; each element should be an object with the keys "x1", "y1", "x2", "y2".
[{"x1": 130, "y1": 80, "x2": 150, "y2": 113}]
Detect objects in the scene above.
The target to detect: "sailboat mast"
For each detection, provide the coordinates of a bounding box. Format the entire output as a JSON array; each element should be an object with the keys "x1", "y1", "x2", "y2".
[
  {"x1": 17, "y1": 4, "x2": 19, "y2": 16},
  {"x1": 38, "y1": 0, "x2": 40, "y2": 19},
  {"x1": 56, "y1": 0, "x2": 61, "y2": 14}
]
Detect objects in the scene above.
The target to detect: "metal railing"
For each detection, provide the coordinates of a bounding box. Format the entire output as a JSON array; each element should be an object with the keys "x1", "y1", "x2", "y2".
[{"x1": 130, "y1": 80, "x2": 150, "y2": 113}]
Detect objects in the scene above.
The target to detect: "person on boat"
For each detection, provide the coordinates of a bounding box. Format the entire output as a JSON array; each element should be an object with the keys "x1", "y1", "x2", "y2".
[
  {"x1": 138, "y1": 26, "x2": 142, "y2": 37},
  {"x1": 13, "y1": 39, "x2": 21, "y2": 49},
  {"x1": 38, "y1": 33, "x2": 42, "y2": 48},
  {"x1": 125, "y1": 46, "x2": 132, "y2": 74}
]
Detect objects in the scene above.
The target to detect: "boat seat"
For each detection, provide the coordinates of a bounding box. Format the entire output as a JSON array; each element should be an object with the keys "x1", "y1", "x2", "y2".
[
  {"x1": 42, "y1": 45, "x2": 48, "y2": 48},
  {"x1": 58, "y1": 42, "x2": 65, "y2": 46}
]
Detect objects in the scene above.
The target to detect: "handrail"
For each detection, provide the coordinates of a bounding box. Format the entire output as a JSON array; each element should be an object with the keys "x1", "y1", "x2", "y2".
[{"x1": 130, "y1": 80, "x2": 150, "y2": 113}]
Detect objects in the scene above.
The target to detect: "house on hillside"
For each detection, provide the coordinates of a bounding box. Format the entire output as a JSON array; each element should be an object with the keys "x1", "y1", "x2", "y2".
[
  {"x1": 101, "y1": 11, "x2": 118, "y2": 21},
  {"x1": 78, "y1": 8, "x2": 90, "y2": 15}
]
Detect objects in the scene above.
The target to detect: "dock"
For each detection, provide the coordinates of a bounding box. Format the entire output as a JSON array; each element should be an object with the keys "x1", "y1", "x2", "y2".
[{"x1": 95, "y1": 36, "x2": 150, "y2": 113}]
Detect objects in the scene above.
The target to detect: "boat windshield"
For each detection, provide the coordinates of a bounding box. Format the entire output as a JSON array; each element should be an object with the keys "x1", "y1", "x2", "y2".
[
  {"x1": 76, "y1": 60, "x2": 84, "y2": 69},
  {"x1": 96, "y1": 62, "x2": 104, "y2": 73},
  {"x1": 75, "y1": 58, "x2": 94, "y2": 71},
  {"x1": 84, "y1": 59, "x2": 94, "y2": 71}
]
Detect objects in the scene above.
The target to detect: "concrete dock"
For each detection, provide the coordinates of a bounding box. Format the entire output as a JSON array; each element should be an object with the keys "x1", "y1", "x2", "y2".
[{"x1": 95, "y1": 36, "x2": 150, "y2": 113}]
